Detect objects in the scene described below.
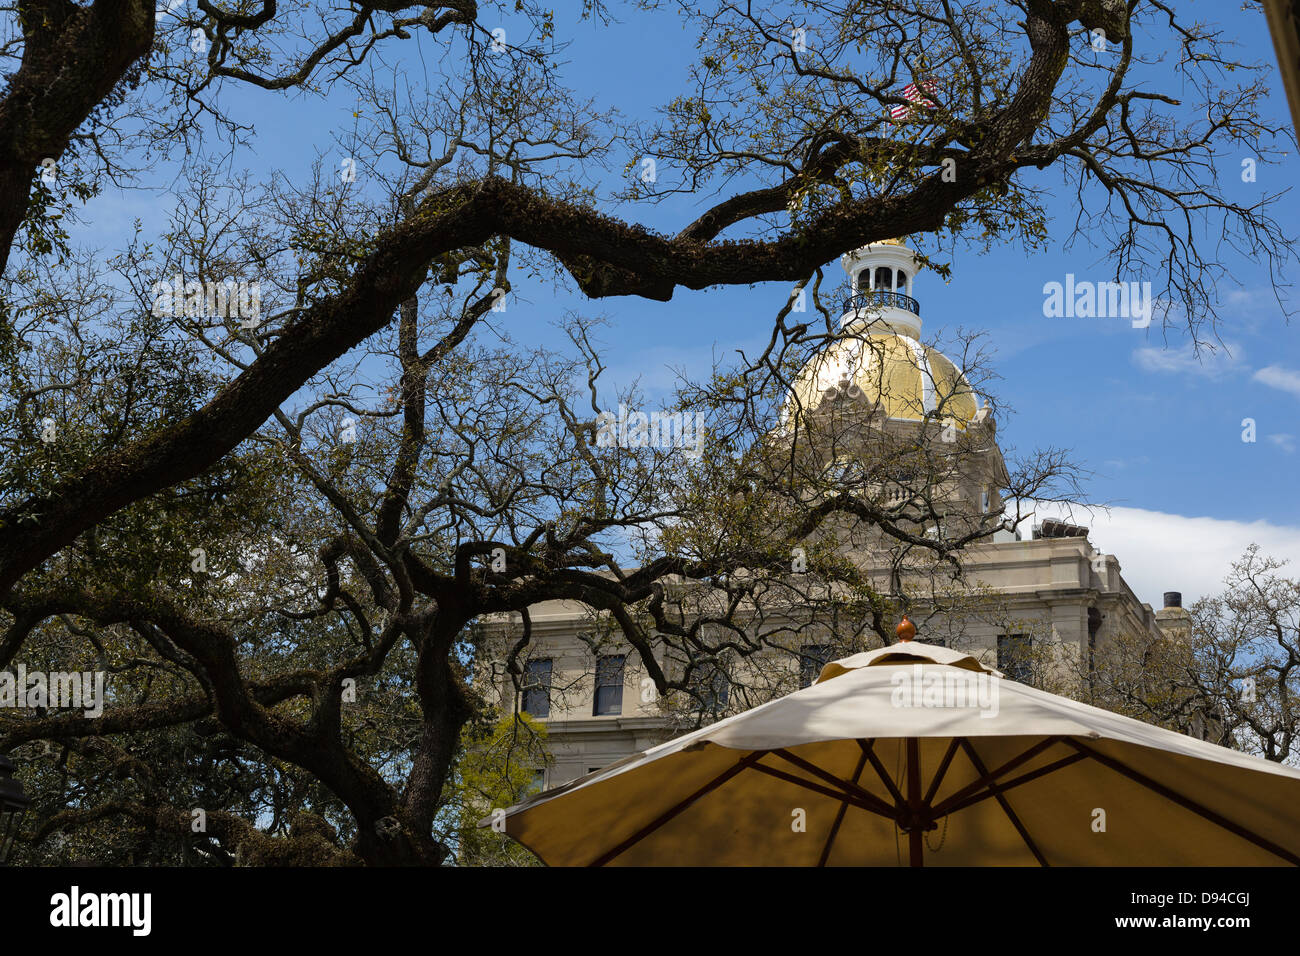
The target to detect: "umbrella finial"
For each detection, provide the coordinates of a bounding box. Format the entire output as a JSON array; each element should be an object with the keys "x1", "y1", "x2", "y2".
[{"x1": 896, "y1": 615, "x2": 916, "y2": 643}]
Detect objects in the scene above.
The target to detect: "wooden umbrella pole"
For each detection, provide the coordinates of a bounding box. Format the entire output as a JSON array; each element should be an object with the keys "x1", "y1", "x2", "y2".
[{"x1": 907, "y1": 737, "x2": 923, "y2": 867}]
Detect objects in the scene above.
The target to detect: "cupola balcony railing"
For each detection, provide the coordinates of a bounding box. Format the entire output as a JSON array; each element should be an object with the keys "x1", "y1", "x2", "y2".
[{"x1": 842, "y1": 290, "x2": 920, "y2": 317}]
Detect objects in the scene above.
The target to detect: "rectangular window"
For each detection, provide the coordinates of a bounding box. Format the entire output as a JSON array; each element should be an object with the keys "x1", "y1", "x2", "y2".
[
  {"x1": 799, "y1": 644, "x2": 832, "y2": 689},
  {"x1": 521, "y1": 659, "x2": 552, "y2": 718},
  {"x1": 593, "y1": 655, "x2": 625, "y2": 716},
  {"x1": 997, "y1": 634, "x2": 1032, "y2": 684}
]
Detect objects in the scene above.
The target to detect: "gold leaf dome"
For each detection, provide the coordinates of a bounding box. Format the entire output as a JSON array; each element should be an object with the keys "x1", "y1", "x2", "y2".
[{"x1": 786, "y1": 331, "x2": 978, "y2": 425}]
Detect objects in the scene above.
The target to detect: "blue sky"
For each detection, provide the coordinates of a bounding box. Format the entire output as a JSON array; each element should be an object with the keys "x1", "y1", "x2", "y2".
[{"x1": 63, "y1": 1, "x2": 1300, "y2": 605}]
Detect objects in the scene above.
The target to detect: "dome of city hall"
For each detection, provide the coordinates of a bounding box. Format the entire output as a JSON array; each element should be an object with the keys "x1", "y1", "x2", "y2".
[{"x1": 787, "y1": 240, "x2": 978, "y2": 426}]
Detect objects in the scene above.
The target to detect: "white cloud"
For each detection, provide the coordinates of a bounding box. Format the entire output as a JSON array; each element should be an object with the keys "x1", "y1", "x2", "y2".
[
  {"x1": 1267, "y1": 433, "x2": 1297, "y2": 453},
  {"x1": 1132, "y1": 342, "x2": 1243, "y2": 378},
  {"x1": 1221, "y1": 287, "x2": 1281, "y2": 332},
  {"x1": 1253, "y1": 365, "x2": 1300, "y2": 398},
  {"x1": 1102, "y1": 456, "x2": 1150, "y2": 472},
  {"x1": 1019, "y1": 502, "x2": 1300, "y2": 607}
]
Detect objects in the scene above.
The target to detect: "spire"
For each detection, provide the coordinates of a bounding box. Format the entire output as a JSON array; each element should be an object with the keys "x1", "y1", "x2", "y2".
[{"x1": 839, "y1": 239, "x2": 922, "y2": 338}]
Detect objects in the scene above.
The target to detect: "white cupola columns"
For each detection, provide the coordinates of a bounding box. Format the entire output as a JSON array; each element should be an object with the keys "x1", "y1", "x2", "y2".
[{"x1": 839, "y1": 240, "x2": 922, "y2": 338}]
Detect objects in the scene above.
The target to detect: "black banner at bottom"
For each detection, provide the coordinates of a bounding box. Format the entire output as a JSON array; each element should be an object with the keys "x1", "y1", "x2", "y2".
[{"x1": 0, "y1": 865, "x2": 1292, "y2": 943}]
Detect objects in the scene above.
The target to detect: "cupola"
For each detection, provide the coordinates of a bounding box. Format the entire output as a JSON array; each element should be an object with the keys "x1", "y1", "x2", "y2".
[{"x1": 839, "y1": 239, "x2": 922, "y2": 338}]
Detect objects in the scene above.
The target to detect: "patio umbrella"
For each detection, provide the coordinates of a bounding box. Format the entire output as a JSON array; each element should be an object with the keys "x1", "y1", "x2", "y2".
[{"x1": 482, "y1": 635, "x2": 1300, "y2": 866}]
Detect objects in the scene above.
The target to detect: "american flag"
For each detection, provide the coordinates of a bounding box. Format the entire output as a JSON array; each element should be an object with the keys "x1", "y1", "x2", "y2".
[{"x1": 889, "y1": 79, "x2": 938, "y2": 120}]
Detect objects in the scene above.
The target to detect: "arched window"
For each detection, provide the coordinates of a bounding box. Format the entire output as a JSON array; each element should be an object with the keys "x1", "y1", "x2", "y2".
[
  {"x1": 895, "y1": 269, "x2": 908, "y2": 294},
  {"x1": 873, "y1": 266, "x2": 893, "y2": 292}
]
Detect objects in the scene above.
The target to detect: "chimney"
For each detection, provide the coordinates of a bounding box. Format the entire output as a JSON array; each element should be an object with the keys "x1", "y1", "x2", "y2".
[{"x1": 1156, "y1": 590, "x2": 1190, "y2": 640}]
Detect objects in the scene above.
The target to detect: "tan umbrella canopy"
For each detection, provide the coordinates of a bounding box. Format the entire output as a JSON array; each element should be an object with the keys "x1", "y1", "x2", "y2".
[{"x1": 483, "y1": 639, "x2": 1300, "y2": 866}]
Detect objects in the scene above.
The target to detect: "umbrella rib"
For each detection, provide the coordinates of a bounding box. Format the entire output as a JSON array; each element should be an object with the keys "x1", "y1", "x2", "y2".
[
  {"x1": 588, "y1": 750, "x2": 768, "y2": 867},
  {"x1": 931, "y1": 736, "x2": 1062, "y2": 817},
  {"x1": 958, "y1": 739, "x2": 1051, "y2": 867},
  {"x1": 856, "y1": 738, "x2": 907, "y2": 808},
  {"x1": 749, "y1": 761, "x2": 896, "y2": 820},
  {"x1": 942, "y1": 751, "x2": 1089, "y2": 817},
  {"x1": 922, "y1": 737, "x2": 962, "y2": 807},
  {"x1": 1065, "y1": 739, "x2": 1300, "y2": 867},
  {"x1": 817, "y1": 749, "x2": 870, "y2": 867},
  {"x1": 772, "y1": 748, "x2": 897, "y2": 817}
]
